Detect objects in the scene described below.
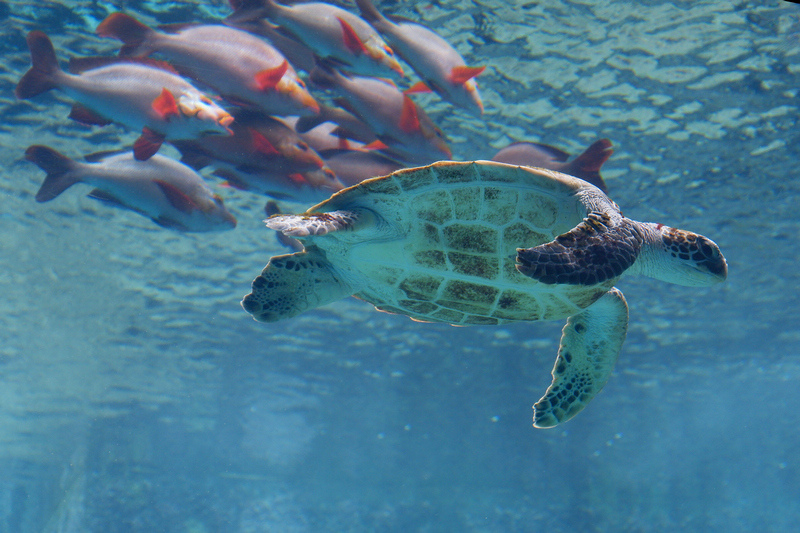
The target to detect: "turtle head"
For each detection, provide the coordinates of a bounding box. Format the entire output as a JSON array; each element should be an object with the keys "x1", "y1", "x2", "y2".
[{"x1": 639, "y1": 224, "x2": 727, "y2": 286}]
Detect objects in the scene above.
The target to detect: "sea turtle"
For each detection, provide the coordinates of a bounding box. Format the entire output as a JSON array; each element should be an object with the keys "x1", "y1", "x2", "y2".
[{"x1": 242, "y1": 161, "x2": 727, "y2": 427}]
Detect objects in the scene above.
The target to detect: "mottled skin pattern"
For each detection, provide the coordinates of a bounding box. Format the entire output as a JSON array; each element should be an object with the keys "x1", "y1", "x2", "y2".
[{"x1": 243, "y1": 161, "x2": 728, "y2": 428}]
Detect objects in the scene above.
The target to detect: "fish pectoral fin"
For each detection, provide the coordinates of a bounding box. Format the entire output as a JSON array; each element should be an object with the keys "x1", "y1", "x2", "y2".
[
  {"x1": 448, "y1": 65, "x2": 485, "y2": 85},
  {"x1": 133, "y1": 127, "x2": 166, "y2": 160},
  {"x1": 398, "y1": 95, "x2": 421, "y2": 133},
  {"x1": 337, "y1": 17, "x2": 367, "y2": 55},
  {"x1": 248, "y1": 128, "x2": 281, "y2": 156},
  {"x1": 153, "y1": 179, "x2": 200, "y2": 213},
  {"x1": 87, "y1": 188, "x2": 129, "y2": 208},
  {"x1": 151, "y1": 88, "x2": 179, "y2": 120},
  {"x1": 152, "y1": 215, "x2": 190, "y2": 232},
  {"x1": 362, "y1": 139, "x2": 390, "y2": 151},
  {"x1": 404, "y1": 81, "x2": 432, "y2": 94},
  {"x1": 68, "y1": 104, "x2": 112, "y2": 126},
  {"x1": 254, "y1": 60, "x2": 288, "y2": 91}
]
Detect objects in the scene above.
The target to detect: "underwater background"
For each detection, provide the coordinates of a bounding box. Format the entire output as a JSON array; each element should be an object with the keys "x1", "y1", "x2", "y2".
[{"x1": 1, "y1": 0, "x2": 799, "y2": 531}]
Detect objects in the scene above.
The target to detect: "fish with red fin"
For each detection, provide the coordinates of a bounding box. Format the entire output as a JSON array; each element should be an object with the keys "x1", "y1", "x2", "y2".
[
  {"x1": 310, "y1": 64, "x2": 450, "y2": 164},
  {"x1": 25, "y1": 145, "x2": 237, "y2": 232},
  {"x1": 355, "y1": 0, "x2": 485, "y2": 114},
  {"x1": 491, "y1": 139, "x2": 613, "y2": 193},
  {"x1": 97, "y1": 13, "x2": 319, "y2": 116},
  {"x1": 16, "y1": 31, "x2": 234, "y2": 161},
  {"x1": 226, "y1": 0, "x2": 403, "y2": 78}
]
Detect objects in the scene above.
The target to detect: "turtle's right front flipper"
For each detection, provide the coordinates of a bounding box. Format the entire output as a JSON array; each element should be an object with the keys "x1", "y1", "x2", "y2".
[
  {"x1": 533, "y1": 288, "x2": 628, "y2": 428},
  {"x1": 242, "y1": 251, "x2": 354, "y2": 322}
]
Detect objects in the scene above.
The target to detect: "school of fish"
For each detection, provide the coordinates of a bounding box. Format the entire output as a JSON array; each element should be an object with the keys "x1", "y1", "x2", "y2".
[{"x1": 17, "y1": 0, "x2": 613, "y2": 234}]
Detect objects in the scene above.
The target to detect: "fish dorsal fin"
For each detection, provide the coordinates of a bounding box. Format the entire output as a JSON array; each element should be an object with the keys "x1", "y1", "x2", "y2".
[
  {"x1": 152, "y1": 88, "x2": 179, "y2": 119},
  {"x1": 83, "y1": 149, "x2": 127, "y2": 163},
  {"x1": 68, "y1": 55, "x2": 180, "y2": 75},
  {"x1": 337, "y1": 17, "x2": 367, "y2": 55},
  {"x1": 404, "y1": 81, "x2": 432, "y2": 94},
  {"x1": 449, "y1": 65, "x2": 485, "y2": 85},
  {"x1": 362, "y1": 139, "x2": 389, "y2": 151},
  {"x1": 254, "y1": 60, "x2": 288, "y2": 91},
  {"x1": 133, "y1": 127, "x2": 166, "y2": 160},
  {"x1": 398, "y1": 95, "x2": 420, "y2": 133},
  {"x1": 96, "y1": 13, "x2": 152, "y2": 48},
  {"x1": 68, "y1": 104, "x2": 112, "y2": 126},
  {"x1": 153, "y1": 179, "x2": 199, "y2": 213},
  {"x1": 157, "y1": 22, "x2": 199, "y2": 34},
  {"x1": 528, "y1": 142, "x2": 571, "y2": 162},
  {"x1": 385, "y1": 14, "x2": 421, "y2": 25},
  {"x1": 249, "y1": 128, "x2": 281, "y2": 156}
]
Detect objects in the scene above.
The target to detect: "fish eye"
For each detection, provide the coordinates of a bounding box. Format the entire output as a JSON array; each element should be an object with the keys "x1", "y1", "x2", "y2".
[
  {"x1": 296, "y1": 141, "x2": 309, "y2": 151},
  {"x1": 297, "y1": 79, "x2": 306, "y2": 88}
]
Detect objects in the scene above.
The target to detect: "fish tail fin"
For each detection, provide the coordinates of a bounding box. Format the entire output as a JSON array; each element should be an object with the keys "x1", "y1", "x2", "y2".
[
  {"x1": 566, "y1": 138, "x2": 613, "y2": 193},
  {"x1": 96, "y1": 13, "x2": 153, "y2": 55},
  {"x1": 25, "y1": 145, "x2": 81, "y2": 202},
  {"x1": 15, "y1": 31, "x2": 61, "y2": 99},
  {"x1": 354, "y1": 0, "x2": 385, "y2": 24}
]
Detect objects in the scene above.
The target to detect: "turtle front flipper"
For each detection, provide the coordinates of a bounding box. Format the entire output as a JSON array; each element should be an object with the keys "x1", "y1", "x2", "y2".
[
  {"x1": 266, "y1": 210, "x2": 369, "y2": 237},
  {"x1": 516, "y1": 213, "x2": 644, "y2": 285},
  {"x1": 533, "y1": 288, "x2": 628, "y2": 428},
  {"x1": 242, "y1": 251, "x2": 354, "y2": 322}
]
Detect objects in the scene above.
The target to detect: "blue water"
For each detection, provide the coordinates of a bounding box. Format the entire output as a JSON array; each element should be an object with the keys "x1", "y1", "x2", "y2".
[{"x1": 2, "y1": 0, "x2": 799, "y2": 531}]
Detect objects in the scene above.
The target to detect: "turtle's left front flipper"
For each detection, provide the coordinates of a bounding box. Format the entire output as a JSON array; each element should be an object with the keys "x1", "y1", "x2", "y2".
[
  {"x1": 533, "y1": 288, "x2": 628, "y2": 428},
  {"x1": 516, "y1": 213, "x2": 644, "y2": 286}
]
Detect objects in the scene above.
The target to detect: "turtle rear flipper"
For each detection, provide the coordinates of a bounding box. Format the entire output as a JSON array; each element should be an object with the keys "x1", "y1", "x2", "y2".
[
  {"x1": 533, "y1": 288, "x2": 628, "y2": 428},
  {"x1": 242, "y1": 251, "x2": 354, "y2": 322}
]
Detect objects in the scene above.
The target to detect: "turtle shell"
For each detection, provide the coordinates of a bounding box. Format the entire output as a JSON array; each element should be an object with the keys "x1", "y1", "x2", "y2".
[{"x1": 308, "y1": 160, "x2": 618, "y2": 325}]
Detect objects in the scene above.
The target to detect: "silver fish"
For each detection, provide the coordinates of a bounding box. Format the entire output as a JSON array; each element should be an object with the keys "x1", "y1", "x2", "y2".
[
  {"x1": 97, "y1": 13, "x2": 319, "y2": 116},
  {"x1": 16, "y1": 31, "x2": 233, "y2": 161},
  {"x1": 25, "y1": 145, "x2": 237, "y2": 232},
  {"x1": 356, "y1": 0, "x2": 485, "y2": 114},
  {"x1": 226, "y1": 0, "x2": 403, "y2": 77}
]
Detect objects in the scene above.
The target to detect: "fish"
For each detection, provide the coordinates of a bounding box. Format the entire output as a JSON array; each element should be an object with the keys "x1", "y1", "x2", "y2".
[
  {"x1": 24, "y1": 145, "x2": 237, "y2": 232},
  {"x1": 224, "y1": 19, "x2": 318, "y2": 74},
  {"x1": 97, "y1": 13, "x2": 319, "y2": 117},
  {"x1": 318, "y1": 149, "x2": 403, "y2": 187},
  {"x1": 212, "y1": 164, "x2": 343, "y2": 204},
  {"x1": 309, "y1": 64, "x2": 451, "y2": 164},
  {"x1": 172, "y1": 109, "x2": 327, "y2": 177},
  {"x1": 293, "y1": 102, "x2": 378, "y2": 145},
  {"x1": 491, "y1": 139, "x2": 614, "y2": 193},
  {"x1": 226, "y1": 0, "x2": 404, "y2": 78},
  {"x1": 355, "y1": 0, "x2": 485, "y2": 114},
  {"x1": 291, "y1": 118, "x2": 369, "y2": 153},
  {"x1": 15, "y1": 31, "x2": 233, "y2": 161}
]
